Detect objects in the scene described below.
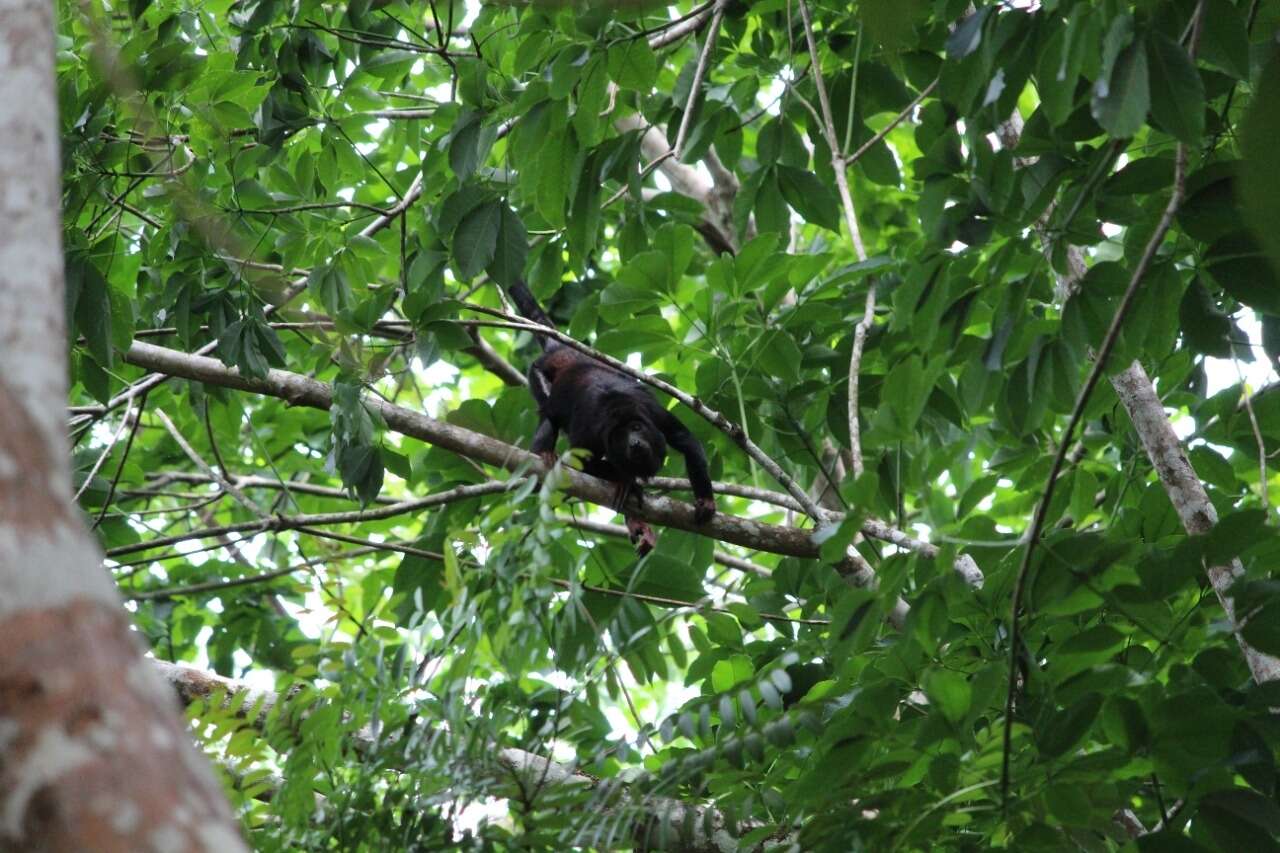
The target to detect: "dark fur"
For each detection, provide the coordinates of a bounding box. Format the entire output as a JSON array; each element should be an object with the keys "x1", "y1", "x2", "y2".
[{"x1": 510, "y1": 281, "x2": 715, "y2": 552}]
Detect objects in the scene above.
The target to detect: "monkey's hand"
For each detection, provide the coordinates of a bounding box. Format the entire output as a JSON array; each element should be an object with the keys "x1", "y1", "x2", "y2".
[
  {"x1": 693, "y1": 495, "x2": 715, "y2": 525},
  {"x1": 538, "y1": 450, "x2": 557, "y2": 473}
]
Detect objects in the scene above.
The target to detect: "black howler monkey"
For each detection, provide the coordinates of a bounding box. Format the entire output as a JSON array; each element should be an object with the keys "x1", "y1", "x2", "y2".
[{"x1": 509, "y1": 281, "x2": 715, "y2": 554}]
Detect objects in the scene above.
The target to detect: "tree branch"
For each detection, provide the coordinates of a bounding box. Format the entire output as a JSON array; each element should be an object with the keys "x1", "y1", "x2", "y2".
[
  {"x1": 120, "y1": 341, "x2": 857, "y2": 567},
  {"x1": 671, "y1": 0, "x2": 727, "y2": 161},
  {"x1": 796, "y1": 0, "x2": 877, "y2": 479},
  {"x1": 151, "y1": 659, "x2": 755, "y2": 853},
  {"x1": 154, "y1": 409, "x2": 261, "y2": 517},
  {"x1": 129, "y1": 468, "x2": 981, "y2": 587},
  {"x1": 1112, "y1": 363, "x2": 1280, "y2": 683},
  {"x1": 104, "y1": 480, "x2": 518, "y2": 559}
]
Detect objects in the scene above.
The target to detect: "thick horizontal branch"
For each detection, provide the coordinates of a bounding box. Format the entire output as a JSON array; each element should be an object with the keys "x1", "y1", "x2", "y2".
[{"x1": 122, "y1": 342, "x2": 837, "y2": 563}]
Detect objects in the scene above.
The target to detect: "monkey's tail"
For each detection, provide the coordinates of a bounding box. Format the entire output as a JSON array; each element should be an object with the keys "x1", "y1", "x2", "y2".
[{"x1": 508, "y1": 280, "x2": 560, "y2": 351}]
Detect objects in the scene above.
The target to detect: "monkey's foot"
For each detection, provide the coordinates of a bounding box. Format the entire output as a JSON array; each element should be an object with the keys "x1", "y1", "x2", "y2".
[
  {"x1": 626, "y1": 516, "x2": 657, "y2": 556},
  {"x1": 694, "y1": 495, "x2": 716, "y2": 525},
  {"x1": 538, "y1": 450, "x2": 557, "y2": 472}
]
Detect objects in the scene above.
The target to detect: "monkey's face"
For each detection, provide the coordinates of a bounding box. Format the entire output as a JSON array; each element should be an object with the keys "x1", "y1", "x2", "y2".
[{"x1": 612, "y1": 419, "x2": 666, "y2": 478}]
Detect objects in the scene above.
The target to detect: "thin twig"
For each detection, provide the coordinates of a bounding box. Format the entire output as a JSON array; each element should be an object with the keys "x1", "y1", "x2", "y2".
[
  {"x1": 125, "y1": 546, "x2": 381, "y2": 601},
  {"x1": 103, "y1": 480, "x2": 522, "y2": 559},
  {"x1": 69, "y1": 172, "x2": 427, "y2": 427},
  {"x1": 796, "y1": 0, "x2": 876, "y2": 478},
  {"x1": 846, "y1": 78, "x2": 938, "y2": 169},
  {"x1": 361, "y1": 109, "x2": 436, "y2": 120},
  {"x1": 237, "y1": 200, "x2": 392, "y2": 216},
  {"x1": 1234, "y1": 360, "x2": 1269, "y2": 509},
  {"x1": 619, "y1": 1, "x2": 713, "y2": 47},
  {"x1": 601, "y1": 147, "x2": 677, "y2": 209},
  {"x1": 92, "y1": 390, "x2": 149, "y2": 530},
  {"x1": 672, "y1": 0, "x2": 727, "y2": 161},
  {"x1": 547, "y1": 575, "x2": 824, "y2": 625},
  {"x1": 137, "y1": 468, "x2": 975, "y2": 581},
  {"x1": 293, "y1": 526, "x2": 444, "y2": 561},
  {"x1": 73, "y1": 397, "x2": 137, "y2": 503},
  {"x1": 646, "y1": 3, "x2": 716, "y2": 50},
  {"x1": 117, "y1": 197, "x2": 161, "y2": 228},
  {"x1": 796, "y1": 0, "x2": 867, "y2": 261},
  {"x1": 154, "y1": 409, "x2": 261, "y2": 517}
]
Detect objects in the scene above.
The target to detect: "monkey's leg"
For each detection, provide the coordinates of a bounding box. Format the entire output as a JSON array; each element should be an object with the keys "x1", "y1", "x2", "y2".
[
  {"x1": 609, "y1": 479, "x2": 645, "y2": 514},
  {"x1": 610, "y1": 480, "x2": 631, "y2": 513}
]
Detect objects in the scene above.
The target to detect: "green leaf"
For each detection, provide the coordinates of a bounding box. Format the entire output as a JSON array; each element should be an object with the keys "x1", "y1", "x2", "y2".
[
  {"x1": 814, "y1": 514, "x2": 861, "y2": 563},
  {"x1": 572, "y1": 55, "x2": 610, "y2": 146},
  {"x1": 754, "y1": 169, "x2": 790, "y2": 234},
  {"x1": 336, "y1": 443, "x2": 384, "y2": 505},
  {"x1": 1091, "y1": 26, "x2": 1149, "y2": 138},
  {"x1": 358, "y1": 49, "x2": 416, "y2": 82},
  {"x1": 535, "y1": 131, "x2": 575, "y2": 227},
  {"x1": 1264, "y1": 314, "x2": 1280, "y2": 370},
  {"x1": 923, "y1": 669, "x2": 971, "y2": 724},
  {"x1": 1146, "y1": 33, "x2": 1204, "y2": 144},
  {"x1": 756, "y1": 330, "x2": 802, "y2": 385},
  {"x1": 607, "y1": 41, "x2": 657, "y2": 91},
  {"x1": 711, "y1": 655, "x2": 753, "y2": 693},
  {"x1": 652, "y1": 223, "x2": 695, "y2": 285},
  {"x1": 1037, "y1": 694, "x2": 1102, "y2": 758},
  {"x1": 1050, "y1": 625, "x2": 1125, "y2": 684},
  {"x1": 776, "y1": 165, "x2": 841, "y2": 231},
  {"x1": 448, "y1": 110, "x2": 496, "y2": 184},
  {"x1": 452, "y1": 199, "x2": 502, "y2": 280},
  {"x1": 1240, "y1": 53, "x2": 1280, "y2": 279},
  {"x1": 1204, "y1": 509, "x2": 1271, "y2": 565},
  {"x1": 72, "y1": 258, "x2": 113, "y2": 368},
  {"x1": 1035, "y1": 5, "x2": 1090, "y2": 126},
  {"x1": 1179, "y1": 277, "x2": 1233, "y2": 357},
  {"x1": 486, "y1": 205, "x2": 528, "y2": 287},
  {"x1": 1197, "y1": 0, "x2": 1250, "y2": 80},
  {"x1": 78, "y1": 352, "x2": 111, "y2": 405},
  {"x1": 622, "y1": 250, "x2": 671, "y2": 295},
  {"x1": 1204, "y1": 232, "x2": 1280, "y2": 314},
  {"x1": 883, "y1": 355, "x2": 930, "y2": 432},
  {"x1": 309, "y1": 263, "x2": 350, "y2": 316}
]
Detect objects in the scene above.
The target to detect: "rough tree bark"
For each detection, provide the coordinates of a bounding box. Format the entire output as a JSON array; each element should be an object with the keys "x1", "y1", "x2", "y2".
[
  {"x1": 1112, "y1": 363, "x2": 1280, "y2": 684},
  {"x1": 0, "y1": 2, "x2": 247, "y2": 849}
]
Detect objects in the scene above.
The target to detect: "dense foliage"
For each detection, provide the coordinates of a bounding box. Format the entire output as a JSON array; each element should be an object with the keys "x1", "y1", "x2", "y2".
[{"x1": 61, "y1": 0, "x2": 1280, "y2": 849}]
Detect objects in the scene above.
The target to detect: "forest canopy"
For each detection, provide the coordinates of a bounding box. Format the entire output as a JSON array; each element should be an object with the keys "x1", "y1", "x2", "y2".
[{"x1": 56, "y1": 0, "x2": 1280, "y2": 849}]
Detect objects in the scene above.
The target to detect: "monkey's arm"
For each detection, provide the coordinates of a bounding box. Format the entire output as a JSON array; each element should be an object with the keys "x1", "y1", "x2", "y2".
[
  {"x1": 531, "y1": 418, "x2": 559, "y2": 468},
  {"x1": 655, "y1": 408, "x2": 715, "y2": 524}
]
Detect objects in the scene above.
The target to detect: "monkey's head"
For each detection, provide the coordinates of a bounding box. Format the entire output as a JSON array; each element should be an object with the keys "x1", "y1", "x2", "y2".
[{"x1": 609, "y1": 418, "x2": 666, "y2": 479}]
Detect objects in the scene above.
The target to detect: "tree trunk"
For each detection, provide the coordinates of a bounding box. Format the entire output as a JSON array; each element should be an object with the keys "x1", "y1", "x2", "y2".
[{"x1": 0, "y1": 1, "x2": 246, "y2": 849}]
